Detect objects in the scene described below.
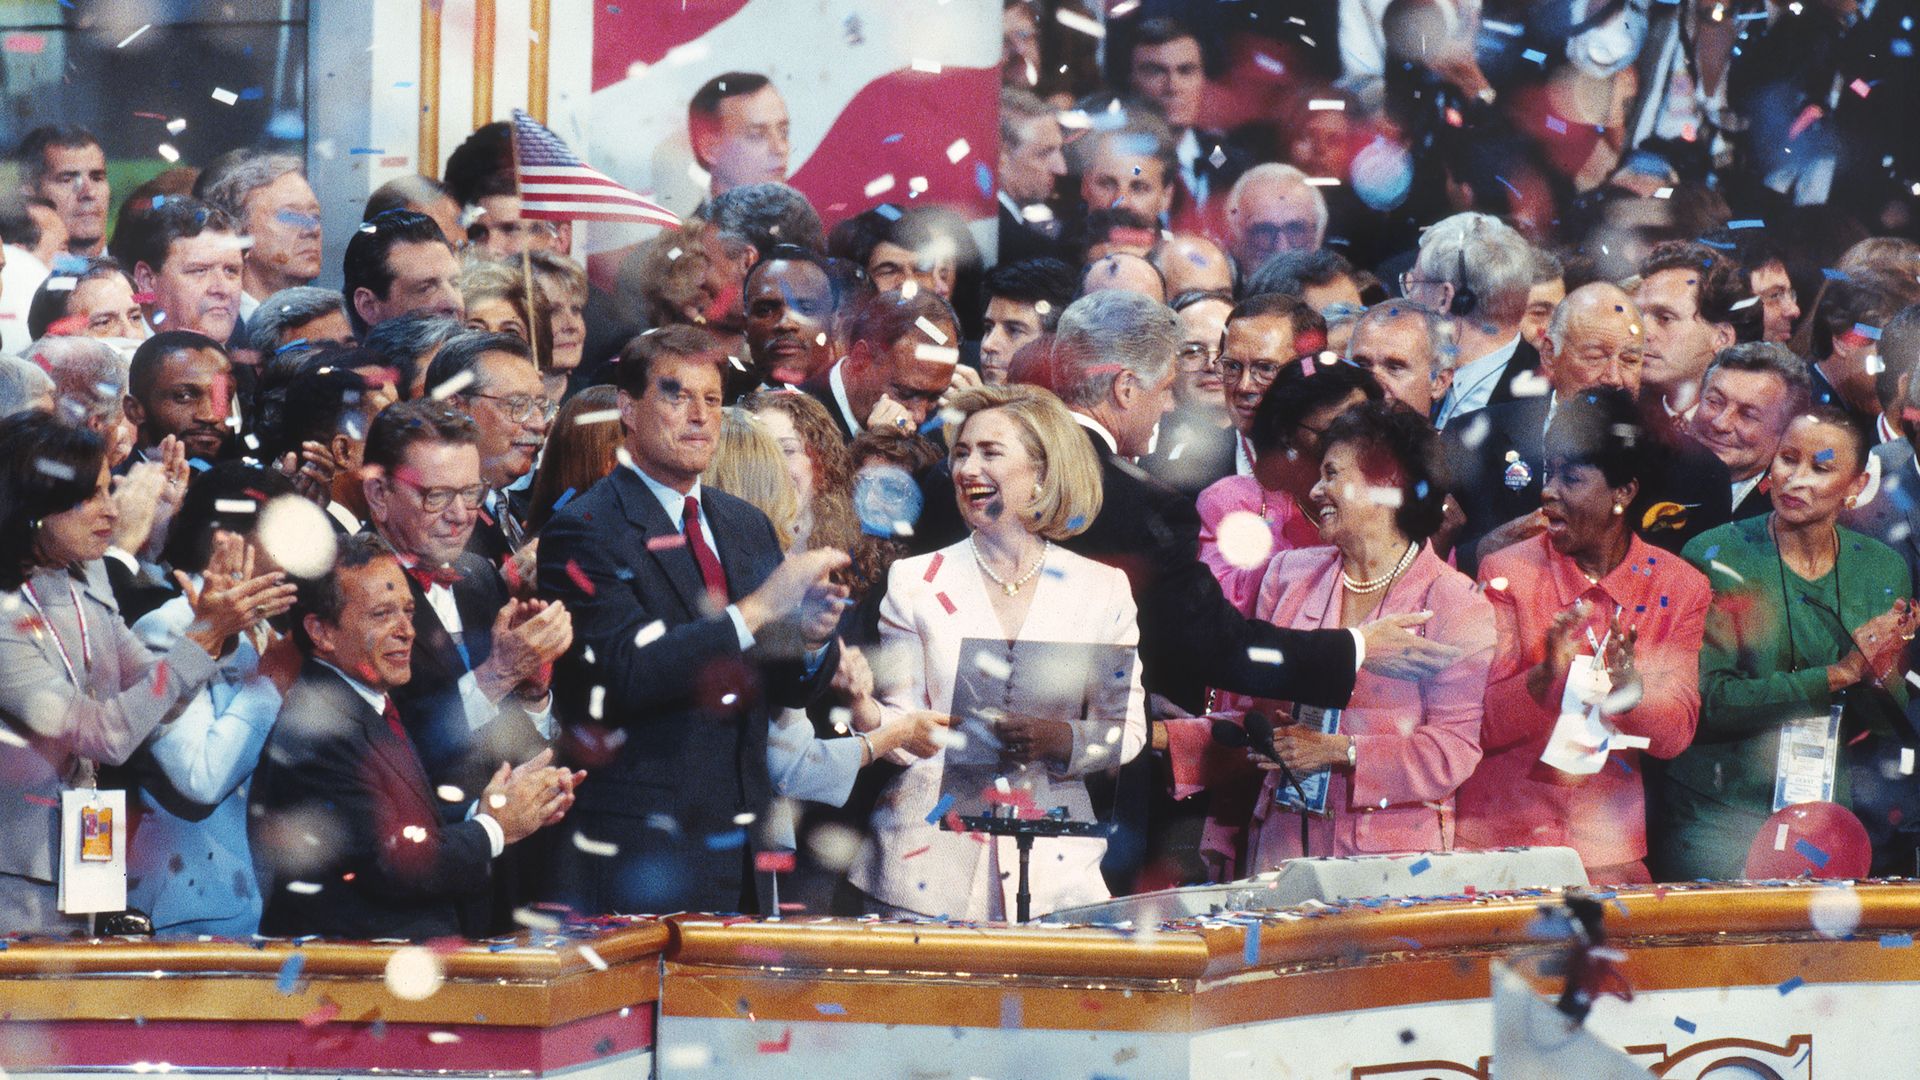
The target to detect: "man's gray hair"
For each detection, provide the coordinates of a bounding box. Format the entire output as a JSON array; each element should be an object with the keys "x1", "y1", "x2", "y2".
[
  {"x1": 1050, "y1": 290, "x2": 1178, "y2": 409},
  {"x1": 1348, "y1": 299, "x2": 1451, "y2": 375},
  {"x1": 28, "y1": 336, "x2": 126, "y2": 426},
  {"x1": 0, "y1": 354, "x2": 52, "y2": 417},
  {"x1": 247, "y1": 286, "x2": 349, "y2": 355},
  {"x1": 1224, "y1": 163, "x2": 1330, "y2": 250},
  {"x1": 1413, "y1": 212, "x2": 1534, "y2": 326},
  {"x1": 1705, "y1": 341, "x2": 1812, "y2": 412},
  {"x1": 193, "y1": 149, "x2": 305, "y2": 227}
]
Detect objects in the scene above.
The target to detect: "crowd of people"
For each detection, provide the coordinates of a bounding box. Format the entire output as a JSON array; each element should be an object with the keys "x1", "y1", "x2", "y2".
[{"x1": 6, "y1": 0, "x2": 1920, "y2": 939}]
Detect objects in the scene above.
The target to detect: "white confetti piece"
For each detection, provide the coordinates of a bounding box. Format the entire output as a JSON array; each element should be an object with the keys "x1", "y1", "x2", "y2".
[
  {"x1": 427, "y1": 1031, "x2": 461, "y2": 1045},
  {"x1": 573, "y1": 409, "x2": 621, "y2": 426},
  {"x1": 914, "y1": 316, "x2": 950, "y2": 345},
  {"x1": 429, "y1": 369, "x2": 475, "y2": 400},
  {"x1": 285, "y1": 880, "x2": 322, "y2": 895},
  {"x1": 588, "y1": 685, "x2": 605, "y2": 720},
  {"x1": 1304, "y1": 177, "x2": 1341, "y2": 186},
  {"x1": 1709, "y1": 560, "x2": 1745, "y2": 583},
  {"x1": 864, "y1": 174, "x2": 896, "y2": 198},
  {"x1": 973, "y1": 651, "x2": 1013, "y2": 680},
  {"x1": 578, "y1": 945, "x2": 609, "y2": 971},
  {"x1": 1903, "y1": 748, "x2": 1916, "y2": 776},
  {"x1": 211, "y1": 87, "x2": 238, "y2": 106},
  {"x1": 1774, "y1": 823, "x2": 1790, "y2": 851},
  {"x1": 1055, "y1": 8, "x2": 1105, "y2": 36},
  {"x1": 384, "y1": 946, "x2": 444, "y2": 1001},
  {"x1": 572, "y1": 832, "x2": 619, "y2": 857},
  {"x1": 213, "y1": 498, "x2": 258, "y2": 515},
  {"x1": 116, "y1": 24, "x2": 152, "y2": 48},
  {"x1": 911, "y1": 58, "x2": 943, "y2": 73},
  {"x1": 945, "y1": 138, "x2": 971, "y2": 164},
  {"x1": 157, "y1": 144, "x2": 180, "y2": 163},
  {"x1": 634, "y1": 620, "x2": 666, "y2": 648},
  {"x1": 435, "y1": 785, "x2": 464, "y2": 803},
  {"x1": 1247, "y1": 647, "x2": 1284, "y2": 665},
  {"x1": 914, "y1": 344, "x2": 959, "y2": 364}
]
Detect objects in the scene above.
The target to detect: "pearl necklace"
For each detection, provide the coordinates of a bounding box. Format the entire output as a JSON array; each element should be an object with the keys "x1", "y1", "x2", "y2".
[
  {"x1": 971, "y1": 536, "x2": 1049, "y2": 596},
  {"x1": 1341, "y1": 541, "x2": 1418, "y2": 595}
]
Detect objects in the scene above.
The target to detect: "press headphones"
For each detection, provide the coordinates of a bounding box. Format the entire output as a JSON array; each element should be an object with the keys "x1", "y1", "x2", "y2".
[{"x1": 1449, "y1": 223, "x2": 1478, "y2": 318}]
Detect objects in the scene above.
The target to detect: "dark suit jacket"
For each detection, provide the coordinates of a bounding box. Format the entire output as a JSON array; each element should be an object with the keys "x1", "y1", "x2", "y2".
[
  {"x1": 1443, "y1": 394, "x2": 1733, "y2": 578},
  {"x1": 1485, "y1": 339, "x2": 1543, "y2": 412},
  {"x1": 251, "y1": 661, "x2": 494, "y2": 940},
  {"x1": 798, "y1": 377, "x2": 858, "y2": 443},
  {"x1": 1139, "y1": 416, "x2": 1239, "y2": 500},
  {"x1": 465, "y1": 496, "x2": 519, "y2": 566},
  {"x1": 1845, "y1": 439, "x2": 1920, "y2": 594},
  {"x1": 537, "y1": 468, "x2": 838, "y2": 915},
  {"x1": 1732, "y1": 478, "x2": 1772, "y2": 521},
  {"x1": 997, "y1": 198, "x2": 1070, "y2": 265},
  {"x1": 104, "y1": 555, "x2": 178, "y2": 626}
]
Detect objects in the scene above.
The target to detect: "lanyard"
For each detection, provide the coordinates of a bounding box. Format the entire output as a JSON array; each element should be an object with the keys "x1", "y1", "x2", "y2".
[{"x1": 21, "y1": 578, "x2": 90, "y2": 688}]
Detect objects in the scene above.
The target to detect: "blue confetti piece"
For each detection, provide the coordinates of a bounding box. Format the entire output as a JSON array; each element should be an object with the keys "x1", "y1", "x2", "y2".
[
  {"x1": 1674, "y1": 1017, "x2": 1697, "y2": 1033},
  {"x1": 276, "y1": 952, "x2": 305, "y2": 994},
  {"x1": 704, "y1": 828, "x2": 746, "y2": 850},
  {"x1": 187, "y1": 457, "x2": 212, "y2": 472},
  {"x1": 349, "y1": 147, "x2": 386, "y2": 155},
  {"x1": 1243, "y1": 921, "x2": 1261, "y2": 964},
  {"x1": 1521, "y1": 48, "x2": 1548, "y2": 64},
  {"x1": 553, "y1": 486, "x2": 578, "y2": 512},
  {"x1": 974, "y1": 161, "x2": 993, "y2": 197},
  {"x1": 1815, "y1": 448, "x2": 1836, "y2": 464},
  {"x1": 926, "y1": 793, "x2": 956, "y2": 824},
  {"x1": 1778, "y1": 975, "x2": 1805, "y2": 995},
  {"x1": 1881, "y1": 933, "x2": 1913, "y2": 948},
  {"x1": 1703, "y1": 545, "x2": 1719, "y2": 560},
  {"x1": 873, "y1": 203, "x2": 902, "y2": 221},
  {"x1": 882, "y1": 133, "x2": 903, "y2": 145},
  {"x1": 999, "y1": 994, "x2": 1022, "y2": 1029},
  {"x1": 1698, "y1": 238, "x2": 1736, "y2": 251},
  {"x1": 1853, "y1": 323, "x2": 1883, "y2": 340},
  {"x1": 1415, "y1": 481, "x2": 1429, "y2": 498},
  {"x1": 814, "y1": 1002, "x2": 847, "y2": 1015},
  {"x1": 1822, "y1": 267, "x2": 1851, "y2": 281},
  {"x1": 1894, "y1": 38, "x2": 1913, "y2": 57},
  {"x1": 1544, "y1": 116, "x2": 1568, "y2": 134},
  {"x1": 1066, "y1": 515, "x2": 1086, "y2": 531},
  {"x1": 1660, "y1": 595, "x2": 1668, "y2": 607},
  {"x1": 1727, "y1": 219, "x2": 1765, "y2": 230},
  {"x1": 1407, "y1": 856, "x2": 1432, "y2": 876},
  {"x1": 1794, "y1": 838, "x2": 1830, "y2": 868}
]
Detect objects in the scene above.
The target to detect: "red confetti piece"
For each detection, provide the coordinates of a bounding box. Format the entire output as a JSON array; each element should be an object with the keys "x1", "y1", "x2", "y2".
[
  {"x1": 757, "y1": 1027, "x2": 793, "y2": 1054},
  {"x1": 564, "y1": 560, "x2": 596, "y2": 597},
  {"x1": 23, "y1": 793, "x2": 58, "y2": 807},
  {"x1": 754, "y1": 851, "x2": 796, "y2": 873},
  {"x1": 943, "y1": 810, "x2": 969, "y2": 834},
  {"x1": 776, "y1": 902, "x2": 806, "y2": 912},
  {"x1": 1788, "y1": 105, "x2": 1823, "y2": 140},
  {"x1": 901, "y1": 845, "x2": 932, "y2": 860},
  {"x1": 500, "y1": 555, "x2": 523, "y2": 591},
  {"x1": 924, "y1": 553, "x2": 944, "y2": 582},
  {"x1": 646, "y1": 533, "x2": 687, "y2": 551},
  {"x1": 936, "y1": 591, "x2": 956, "y2": 614},
  {"x1": 151, "y1": 660, "x2": 169, "y2": 697},
  {"x1": 299, "y1": 1000, "x2": 341, "y2": 1027},
  {"x1": 45, "y1": 315, "x2": 87, "y2": 338}
]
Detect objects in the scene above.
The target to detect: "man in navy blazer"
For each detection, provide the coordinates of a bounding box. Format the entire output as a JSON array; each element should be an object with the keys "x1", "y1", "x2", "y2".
[{"x1": 539, "y1": 326, "x2": 848, "y2": 916}]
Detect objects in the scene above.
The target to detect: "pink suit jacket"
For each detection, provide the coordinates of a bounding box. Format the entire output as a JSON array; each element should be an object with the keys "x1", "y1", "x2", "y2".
[
  {"x1": 1171, "y1": 543, "x2": 1495, "y2": 871},
  {"x1": 1454, "y1": 533, "x2": 1708, "y2": 876}
]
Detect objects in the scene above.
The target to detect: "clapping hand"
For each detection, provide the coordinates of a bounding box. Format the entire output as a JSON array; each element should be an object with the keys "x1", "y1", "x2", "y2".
[
  {"x1": 176, "y1": 531, "x2": 297, "y2": 657},
  {"x1": 1599, "y1": 607, "x2": 1642, "y2": 714}
]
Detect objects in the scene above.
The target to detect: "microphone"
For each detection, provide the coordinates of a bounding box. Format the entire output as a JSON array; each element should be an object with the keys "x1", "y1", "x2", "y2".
[{"x1": 1243, "y1": 711, "x2": 1281, "y2": 762}]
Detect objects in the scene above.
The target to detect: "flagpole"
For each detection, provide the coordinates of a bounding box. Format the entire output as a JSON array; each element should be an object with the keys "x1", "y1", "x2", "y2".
[{"x1": 508, "y1": 117, "x2": 545, "y2": 374}]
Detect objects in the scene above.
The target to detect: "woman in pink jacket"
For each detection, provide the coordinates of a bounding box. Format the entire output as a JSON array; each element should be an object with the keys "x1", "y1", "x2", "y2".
[
  {"x1": 1455, "y1": 387, "x2": 1708, "y2": 884},
  {"x1": 1176, "y1": 402, "x2": 1495, "y2": 874}
]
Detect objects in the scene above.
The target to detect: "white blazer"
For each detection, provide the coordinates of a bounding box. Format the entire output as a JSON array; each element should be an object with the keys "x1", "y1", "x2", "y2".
[{"x1": 849, "y1": 539, "x2": 1145, "y2": 920}]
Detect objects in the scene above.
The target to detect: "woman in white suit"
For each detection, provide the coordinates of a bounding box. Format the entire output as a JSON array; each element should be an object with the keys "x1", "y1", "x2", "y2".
[{"x1": 850, "y1": 384, "x2": 1146, "y2": 921}]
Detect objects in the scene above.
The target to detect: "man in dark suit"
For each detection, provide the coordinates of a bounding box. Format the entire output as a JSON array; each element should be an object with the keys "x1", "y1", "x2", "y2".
[
  {"x1": 1407, "y1": 213, "x2": 1544, "y2": 430},
  {"x1": 997, "y1": 87, "x2": 1071, "y2": 265},
  {"x1": 361, "y1": 400, "x2": 571, "y2": 804},
  {"x1": 1117, "y1": 15, "x2": 1252, "y2": 236},
  {"x1": 802, "y1": 289, "x2": 960, "y2": 442},
  {"x1": 273, "y1": 365, "x2": 385, "y2": 536},
  {"x1": 1446, "y1": 283, "x2": 1733, "y2": 578},
  {"x1": 540, "y1": 325, "x2": 848, "y2": 916},
  {"x1": 250, "y1": 534, "x2": 577, "y2": 940},
  {"x1": 1689, "y1": 343, "x2": 1812, "y2": 523},
  {"x1": 421, "y1": 331, "x2": 553, "y2": 565}
]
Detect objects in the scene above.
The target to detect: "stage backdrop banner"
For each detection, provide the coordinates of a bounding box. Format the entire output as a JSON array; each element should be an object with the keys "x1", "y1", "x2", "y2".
[{"x1": 583, "y1": 0, "x2": 1001, "y2": 283}]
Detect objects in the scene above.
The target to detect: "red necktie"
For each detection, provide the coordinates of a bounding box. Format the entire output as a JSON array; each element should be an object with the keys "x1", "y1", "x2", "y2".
[
  {"x1": 683, "y1": 495, "x2": 728, "y2": 606},
  {"x1": 382, "y1": 697, "x2": 409, "y2": 743}
]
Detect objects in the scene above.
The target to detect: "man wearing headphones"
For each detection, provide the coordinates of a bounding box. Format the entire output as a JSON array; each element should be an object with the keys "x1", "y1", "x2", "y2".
[{"x1": 1403, "y1": 213, "x2": 1542, "y2": 429}]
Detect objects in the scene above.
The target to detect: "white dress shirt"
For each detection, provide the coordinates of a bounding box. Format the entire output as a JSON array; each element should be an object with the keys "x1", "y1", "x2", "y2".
[
  {"x1": 1434, "y1": 333, "x2": 1522, "y2": 429},
  {"x1": 626, "y1": 462, "x2": 758, "y2": 652},
  {"x1": 826, "y1": 358, "x2": 863, "y2": 435}
]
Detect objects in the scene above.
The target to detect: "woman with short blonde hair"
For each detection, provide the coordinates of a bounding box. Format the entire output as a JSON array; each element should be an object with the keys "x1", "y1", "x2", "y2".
[
  {"x1": 851, "y1": 382, "x2": 1143, "y2": 921},
  {"x1": 702, "y1": 408, "x2": 802, "y2": 550}
]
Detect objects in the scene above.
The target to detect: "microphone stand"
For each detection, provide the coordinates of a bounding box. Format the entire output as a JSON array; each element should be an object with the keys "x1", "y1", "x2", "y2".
[{"x1": 941, "y1": 807, "x2": 1113, "y2": 923}]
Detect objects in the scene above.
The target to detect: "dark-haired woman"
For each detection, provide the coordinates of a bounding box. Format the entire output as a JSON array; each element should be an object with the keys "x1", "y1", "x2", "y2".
[
  {"x1": 1175, "y1": 403, "x2": 1494, "y2": 874},
  {"x1": 1660, "y1": 407, "x2": 1919, "y2": 880},
  {"x1": 126, "y1": 464, "x2": 302, "y2": 936},
  {"x1": 1455, "y1": 388, "x2": 1711, "y2": 885},
  {"x1": 0, "y1": 415, "x2": 292, "y2": 932}
]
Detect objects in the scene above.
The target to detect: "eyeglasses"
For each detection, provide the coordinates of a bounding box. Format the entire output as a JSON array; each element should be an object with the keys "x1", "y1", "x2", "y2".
[
  {"x1": 1399, "y1": 272, "x2": 1446, "y2": 295},
  {"x1": 472, "y1": 392, "x2": 559, "y2": 425},
  {"x1": 1218, "y1": 356, "x2": 1283, "y2": 384},
  {"x1": 1176, "y1": 342, "x2": 1222, "y2": 370},
  {"x1": 396, "y1": 479, "x2": 486, "y2": 514}
]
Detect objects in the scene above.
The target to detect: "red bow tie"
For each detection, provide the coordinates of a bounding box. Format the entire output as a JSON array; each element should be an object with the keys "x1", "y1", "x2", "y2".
[{"x1": 405, "y1": 563, "x2": 462, "y2": 591}]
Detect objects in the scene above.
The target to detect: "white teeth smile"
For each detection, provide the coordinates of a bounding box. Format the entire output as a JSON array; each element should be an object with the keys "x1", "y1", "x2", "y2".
[{"x1": 963, "y1": 485, "x2": 996, "y2": 500}]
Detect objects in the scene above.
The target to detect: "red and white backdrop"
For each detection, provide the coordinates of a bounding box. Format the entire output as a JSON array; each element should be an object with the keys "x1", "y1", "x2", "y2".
[{"x1": 576, "y1": 0, "x2": 1001, "y2": 286}]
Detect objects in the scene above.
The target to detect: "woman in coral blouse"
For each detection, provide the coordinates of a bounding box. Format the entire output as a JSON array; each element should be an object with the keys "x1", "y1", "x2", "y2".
[
  {"x1": 1454, "y1": 388, "x2": 1710, "y2": 884},
  {"x1": 1176, "y1": 403, "x2": 1495, "y2": 874}
]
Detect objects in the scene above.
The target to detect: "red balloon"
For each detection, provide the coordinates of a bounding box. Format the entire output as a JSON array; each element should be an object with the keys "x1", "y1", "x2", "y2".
[{"x1": 1743, "y1": 802, "x2": 1872, "y2": 879}]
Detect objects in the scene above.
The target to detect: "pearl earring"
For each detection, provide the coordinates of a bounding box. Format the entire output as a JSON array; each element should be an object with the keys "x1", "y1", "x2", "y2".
[{"x1": 1611, "y1": 503, "x2": 1625, "y2": 516}]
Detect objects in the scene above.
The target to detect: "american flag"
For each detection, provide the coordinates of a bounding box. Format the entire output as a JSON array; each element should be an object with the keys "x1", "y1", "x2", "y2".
[{"x1": 511, "y1": 109, "x2": 681, "y2": 228}]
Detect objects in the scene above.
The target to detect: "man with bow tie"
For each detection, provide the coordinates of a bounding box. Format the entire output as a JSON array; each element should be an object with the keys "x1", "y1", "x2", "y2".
[{"x1": 360, "y1": 399, "x2": 571, "y2": 808}]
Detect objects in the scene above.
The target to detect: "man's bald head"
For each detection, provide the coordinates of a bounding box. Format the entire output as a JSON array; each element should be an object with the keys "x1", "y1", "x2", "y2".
[
  {"x1": 1543, "y1": 283, "x2": 1645, "y2": 397},
  {"x1": 1152, "y1": 233, "x2": 1234, "y2": 297},
  {"x1": 1079, "y1": 252, "x2": 1167, "y2": 303}
]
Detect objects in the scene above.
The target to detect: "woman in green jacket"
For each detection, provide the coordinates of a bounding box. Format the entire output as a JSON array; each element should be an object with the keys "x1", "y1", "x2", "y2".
[{"x1": 1661, "y1": 406, "x2": 1919, "y2": 881}]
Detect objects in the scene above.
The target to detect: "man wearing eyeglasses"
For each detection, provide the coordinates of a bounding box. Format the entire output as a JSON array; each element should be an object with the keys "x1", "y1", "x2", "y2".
[
  {"x1": 1221, "y1": 164, "x2": 1326, "y2": 275},
  {"x1": 422, "y1": 331, "x2": 556, "y2": 565},
  {"x1": 1218, "y1": 294, "x2": 1323, "y2": 477},
  {"x1": 360, "y1": 400, "x2": 572, "y2": 875}
]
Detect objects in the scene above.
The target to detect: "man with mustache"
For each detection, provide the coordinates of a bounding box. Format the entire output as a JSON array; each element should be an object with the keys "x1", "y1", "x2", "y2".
[
  {"x1": 124, "y1": 198, "x2": 247, "y2": 345},
  {"x1": 194, "y1": 150, "x2": 324, "y2": 342},
  {"x1": 421, "y1": 331, "x2": 553, "y2": 565},
  {"x1": 124, "y1": 330, "x2": 236, "y2": 466},
  {"x1": 743, "y1": 244, "x2": 839, "y2": 391}
]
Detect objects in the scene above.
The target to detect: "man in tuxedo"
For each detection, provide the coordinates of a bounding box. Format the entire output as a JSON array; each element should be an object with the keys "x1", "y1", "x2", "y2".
[
  {"x1": 539, "y1": 325, "x2": 848, "y2": 915},
  {"x1": 422, "y1": 332, "x2": 553, "y2": 564},
  {"x1": 997, "y1": 88, "x2": 1070, "y2": 265},
  {"x1": 1690, "y1": 343, "x2": 1810, "y2": 521},
  {"x1": 1408, "y1": 213, "x2": 1542, "y2": 429},
  {"x1": 803, "y1": 289, "x2": 960, "y2": 441},
  {"x1": 361, "y1": 400, "x2": 571, "y2": 805},
  {"x1": 1445, "y1": 283, "x2": 1732, "y2": 577},
  {"x1": 250, "y1": 534, "x2": 577, "y2": 940}
]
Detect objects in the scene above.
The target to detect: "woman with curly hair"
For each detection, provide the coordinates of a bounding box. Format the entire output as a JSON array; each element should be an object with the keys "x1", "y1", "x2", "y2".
[{"x1": 739, "y1": 389, "x2": 885, "y2": 595}]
